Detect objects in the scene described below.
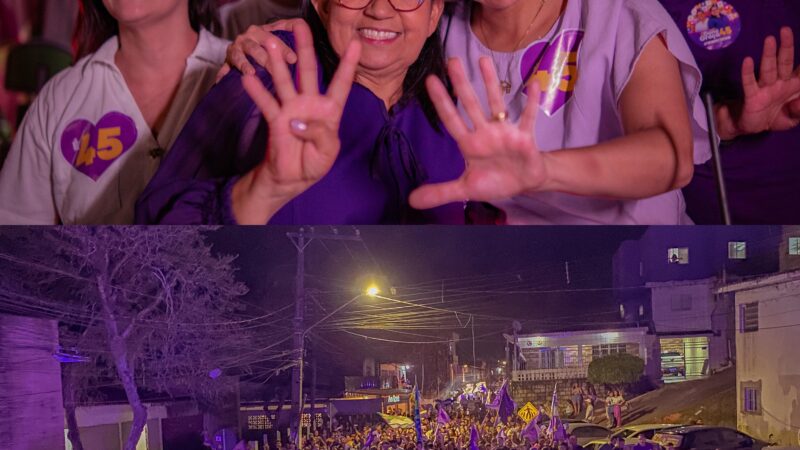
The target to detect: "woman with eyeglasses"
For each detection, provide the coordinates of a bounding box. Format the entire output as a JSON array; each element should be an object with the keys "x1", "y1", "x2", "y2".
[
  {"x1": 223, "y1": 0, "x2": 713, "y2": 224},
  {"x1": 135, "y1": 0, "x2": 470, "y2": 224}
]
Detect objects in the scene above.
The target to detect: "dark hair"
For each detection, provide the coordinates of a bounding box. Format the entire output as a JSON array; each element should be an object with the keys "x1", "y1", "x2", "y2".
[
  {"x1": 304, "y1": 0, "x2": 447, "y2": 130},
  {"x1": 74, "y1": 0, "x2": 220, "y2": 59}
]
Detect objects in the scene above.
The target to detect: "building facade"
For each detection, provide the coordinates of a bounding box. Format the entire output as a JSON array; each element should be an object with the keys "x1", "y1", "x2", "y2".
[
  {"x1": 720, "y1": 271, "x2": 800, "y2": 446},
  {"x1": 68, "y1": 404, "x2": 168, "y2": 450},
  {"x1": 646, "y1": 278, "x2": 733, "y2": 383},
  {"x1": 506, "y1": 327, "x2": 660, "y2": 408},
  {"x1": 612, "y1": 227, "x2": 781, "y2": 384}
]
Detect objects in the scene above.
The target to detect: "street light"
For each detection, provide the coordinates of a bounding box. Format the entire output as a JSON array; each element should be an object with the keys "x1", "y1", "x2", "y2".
[{"x1": 296, "y1": 288, "x2": 374, "y2": 447}]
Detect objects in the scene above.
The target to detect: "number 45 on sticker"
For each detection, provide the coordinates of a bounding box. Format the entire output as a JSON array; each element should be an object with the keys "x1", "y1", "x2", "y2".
[{"x1": 75, "y1": 127, "x2": 124, "y2": 167}]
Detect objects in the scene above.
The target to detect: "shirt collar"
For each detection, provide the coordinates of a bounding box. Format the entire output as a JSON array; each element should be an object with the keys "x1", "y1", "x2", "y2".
[{"x1": 88, "y1": 27, "x2": 222, "y2": 70}]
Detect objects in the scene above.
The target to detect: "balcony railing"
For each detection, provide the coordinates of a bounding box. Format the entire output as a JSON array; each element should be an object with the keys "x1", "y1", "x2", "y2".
[{"x1": 512, "y1": 366, "x2": 589, "y2": 382}]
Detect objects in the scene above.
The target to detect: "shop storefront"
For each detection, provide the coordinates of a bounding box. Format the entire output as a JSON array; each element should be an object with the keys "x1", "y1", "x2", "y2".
[{"x1": 659, "y1": 336, "x2": 710, "y2": 383}]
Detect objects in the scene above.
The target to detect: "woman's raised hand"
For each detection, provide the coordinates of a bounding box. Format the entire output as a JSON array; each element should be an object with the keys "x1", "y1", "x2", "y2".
[
  {"x1": 232, "y1": 21, "x2": 361, "y2": 224},
  {"x1": 409, "y1": 57, "x2": 549, "y2": 210},
  {"x1": 716, "y1": 26, "x2": 800, "y2": 139}
]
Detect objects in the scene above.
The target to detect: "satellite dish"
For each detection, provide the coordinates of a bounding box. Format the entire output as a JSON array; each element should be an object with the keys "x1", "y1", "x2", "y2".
[{"x1": 512, "y1": 321, "x2": 522, "y2": 332}]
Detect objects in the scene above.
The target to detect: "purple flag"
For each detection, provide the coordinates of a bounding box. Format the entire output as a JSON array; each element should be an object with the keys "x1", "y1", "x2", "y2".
[
  {"x1": 487, "y1": 381, "x2": 517, "y2": 424},
  {"x1": 362, "y1": 430, "x2": 375, "y2": 449},
  {"x1": 469, "y1": 425, "x2": 480, "y2": 450},
  {"x1": 548, "y1": 408, "x2": 568, "y2": 443},
  {"x1": 553, "y1": 418, "x2": 568, "y2": 442},
  {"x1": 522, "y1": 417, "x2": 540, "y2": 443},
  {"x1": 437, "y1": 406, "x2": 451, "y2": 425},
  {"x1": 413, "y1": 385, "x2": 423, "y2": 444}
]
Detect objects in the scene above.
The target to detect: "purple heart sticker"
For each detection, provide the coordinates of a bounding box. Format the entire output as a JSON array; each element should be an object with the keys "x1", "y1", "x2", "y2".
[
  {"x1": 520, "y1": 30, "x2": 584, "y2": 117},
  {"x1": 60, "y1": 111, "x2": 138, "y2": 181}
]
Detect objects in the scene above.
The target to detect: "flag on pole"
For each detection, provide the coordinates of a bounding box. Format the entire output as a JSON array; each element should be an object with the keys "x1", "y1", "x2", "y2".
[
  {"x1": 553, "y1": 418, "x2": 568, "y2": 442},
  {"x1": 469, "y1": 425, "x2": 480, "y2": 450},
  {"x1": 547, "y1": 383, "x2": 568, "y2": 442},
  {"x1": 521, "y1": 413, "x2": 541, "y2": 443},
  {"x1": 362, "y1": 429, "x2": 375, "y2": 449},
  {"x1": 550, "y1": 383, "x2": 559, "y2": 418},
  {"x1": 487, "y1": 380, "x2": 517, "y2": 424},
  {"x1": 413, "y1": 385, "x2": 423, "y2": 444},
  {"x1": 546, "y1": 383, "x2": 559, "y2": 435},
  {"x1": 437, "y1": 406, "x2": 451, "y2": 425}
]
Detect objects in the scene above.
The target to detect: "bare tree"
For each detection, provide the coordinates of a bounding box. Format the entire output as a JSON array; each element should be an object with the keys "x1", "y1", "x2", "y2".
[{"x1": 0, "y1": 227, "x2": 252, "y2": 450}]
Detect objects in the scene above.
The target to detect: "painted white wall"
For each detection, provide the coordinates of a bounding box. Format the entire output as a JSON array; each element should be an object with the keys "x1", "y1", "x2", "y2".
[
  {"x1": 649, "y1": 279, "x2": 716, "y2": 333},
  {"x1": 69, "y1": 405, "x2": 166, "y2": 450},
  {"x1": 734, "y1": 277, "x2": 800, "y2": 446}
]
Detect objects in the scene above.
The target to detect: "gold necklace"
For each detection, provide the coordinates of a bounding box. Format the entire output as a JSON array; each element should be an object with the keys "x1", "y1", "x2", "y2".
[{"x1": 479, "y1": 0, "x2": 548, "y2": 94}]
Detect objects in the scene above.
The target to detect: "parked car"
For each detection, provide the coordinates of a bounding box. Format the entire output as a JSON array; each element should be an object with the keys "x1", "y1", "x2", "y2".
[
  {"x1": 568, "y1": 423, "x2": 614, "y2": 446},
  {"x1": 612, "y1": 424, "x2": 684, "y2": 446},
  {"x1": 652, "y1": 426, "x2": 768, "y2": 450},
  {"x1": 540, "y1": 420, "x2": 612, "y2": 446}
]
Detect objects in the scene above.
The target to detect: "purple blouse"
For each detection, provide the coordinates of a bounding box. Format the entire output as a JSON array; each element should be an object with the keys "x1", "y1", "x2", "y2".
[{"x1": 134, "y1": 33, "x2": 466, "y2": 225}]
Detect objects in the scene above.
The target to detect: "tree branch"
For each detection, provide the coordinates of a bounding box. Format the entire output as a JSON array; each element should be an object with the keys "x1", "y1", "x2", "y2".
[{"x1": 121, "y1": 268, "x2": 169, "y2": 339}]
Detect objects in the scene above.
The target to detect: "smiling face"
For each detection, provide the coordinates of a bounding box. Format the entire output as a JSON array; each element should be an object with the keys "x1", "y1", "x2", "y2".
[{"x1": 313, "y1": 0, "x2": 444, "y2": 83}]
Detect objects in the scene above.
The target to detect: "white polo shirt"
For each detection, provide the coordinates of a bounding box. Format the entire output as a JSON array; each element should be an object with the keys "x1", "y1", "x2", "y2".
[{"x1": 0, "y1": 28, "x2": 229, "y2": 224}]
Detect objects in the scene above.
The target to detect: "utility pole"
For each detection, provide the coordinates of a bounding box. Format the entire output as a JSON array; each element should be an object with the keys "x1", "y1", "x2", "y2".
[
  {"x1": 471, "y1": 315, "x2": 476, "y2": 368},
  {"x1": 290, "y1": 230, "x2": 307, "y2": 447},
  {"x1": 287, "y1": 228, "x2": 363, "y2": 448},
  {"x1": 311, "y1": 345, "x2": 317, "y2": 435}
]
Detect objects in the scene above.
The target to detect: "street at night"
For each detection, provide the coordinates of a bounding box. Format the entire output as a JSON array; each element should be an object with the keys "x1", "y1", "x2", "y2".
[{"x1": 1, "y1": 226, "x2": 799, "y2": 450}]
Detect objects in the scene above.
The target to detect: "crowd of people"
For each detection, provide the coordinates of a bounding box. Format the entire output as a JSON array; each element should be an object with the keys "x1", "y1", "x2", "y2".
[
  {"x1": 268, "y1": 410, "x2": 577, "y2": 450},
  {"x1": 247, "y1": 385, "x2": 632, "y2": 450}
]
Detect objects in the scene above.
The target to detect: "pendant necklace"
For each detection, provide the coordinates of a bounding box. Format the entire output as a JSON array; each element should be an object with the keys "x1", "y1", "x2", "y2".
[{"x1": 479, "y1": 0, "x2": 548, "y2": 95}]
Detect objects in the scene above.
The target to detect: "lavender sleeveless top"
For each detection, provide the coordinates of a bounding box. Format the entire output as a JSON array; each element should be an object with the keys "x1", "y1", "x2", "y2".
[{"x1": 445, "y1": 0, "x2": 712, "y2": 224}]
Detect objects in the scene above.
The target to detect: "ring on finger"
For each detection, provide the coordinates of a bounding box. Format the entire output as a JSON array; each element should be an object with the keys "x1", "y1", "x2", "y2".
[{"x1": 491, "y1": 111, "x2": 509, "y2": 122}]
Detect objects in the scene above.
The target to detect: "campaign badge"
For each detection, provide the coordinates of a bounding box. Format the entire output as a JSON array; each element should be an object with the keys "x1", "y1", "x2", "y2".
[
  {"x1": 686, "y1": 0, "x2": 741, "y2": 50},
  {"x1": 60, "y1": 112, "x2": 138, "y2": 181},
  {"x1": 520, "y1": 30, "x2": 584, "y2": 117}
]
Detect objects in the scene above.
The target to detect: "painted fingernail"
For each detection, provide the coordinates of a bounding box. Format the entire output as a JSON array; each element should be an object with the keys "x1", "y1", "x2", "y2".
[{"x1": 290, "y1": 119, "x2": 308, "y2": 132}]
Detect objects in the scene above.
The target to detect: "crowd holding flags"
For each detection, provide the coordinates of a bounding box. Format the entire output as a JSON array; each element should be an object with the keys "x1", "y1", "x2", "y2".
[
  {"x1": 364, "y1": 380, "x2": 576, "y2": 449},
  {"x1": 436, "y1": 406, "x2": 451, "y2": 425},
  {"x1": 486, "y1": 380, "x2": 517, "y2": 424},
  {"x1": 433, "y1": 404, "x2": 451, "y2": 443},
  {"x1": 547, "y1": 383, "x2": 568, "y2": 442},
  {"x1": 521, "y1": 408, "x2": 544, "y2": 443},
  {"x1": 361, "y1": 429, "x2": 375, "y2": 449},
  {"x1": 468, "y1": 425, "x2": 480, "y2": 450}
]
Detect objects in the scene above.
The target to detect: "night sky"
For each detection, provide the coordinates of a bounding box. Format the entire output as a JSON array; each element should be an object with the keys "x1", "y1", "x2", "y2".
[{"x1": 209, "y1": 226, "x2": 647, "y2": 369}]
